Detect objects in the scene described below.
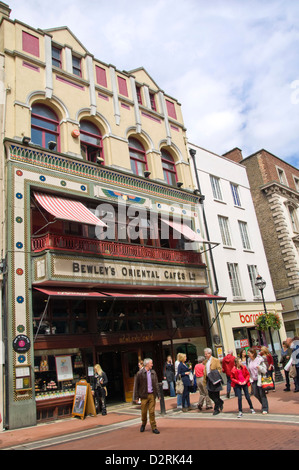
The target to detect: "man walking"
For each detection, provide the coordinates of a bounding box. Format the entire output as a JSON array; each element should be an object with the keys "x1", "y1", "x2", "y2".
[
  {"x1": 222, "y1": 349, "x2": 236, "y2": 398},
  {"x1": 134, "y1": 358, "x2": 161, "y2": 434}
]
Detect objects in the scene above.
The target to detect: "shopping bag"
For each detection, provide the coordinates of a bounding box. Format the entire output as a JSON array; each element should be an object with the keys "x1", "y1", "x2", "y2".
[
  {"x1": 175, "y1": 375, "x2": 184, "y2": 394},
  {"x1": 289, "y1": 364, "x2": 297, "y2": 379},
  {"x1": 162, "y1": 380, "x2": 169, "y2": 390},
  {"x1": 261, "y1": 375, "x2": 274, "y2": 391}
]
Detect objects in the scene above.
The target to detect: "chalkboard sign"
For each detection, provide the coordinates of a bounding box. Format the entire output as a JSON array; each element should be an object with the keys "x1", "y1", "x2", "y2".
[{"x1": 72, "y1": 379, "x2": 96, "y2": 419}]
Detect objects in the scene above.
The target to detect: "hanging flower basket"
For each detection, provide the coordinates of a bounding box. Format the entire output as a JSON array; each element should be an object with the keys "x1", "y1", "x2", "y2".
[{"x1": 254, "y1": 312, "x2": 281, "y2": 331}]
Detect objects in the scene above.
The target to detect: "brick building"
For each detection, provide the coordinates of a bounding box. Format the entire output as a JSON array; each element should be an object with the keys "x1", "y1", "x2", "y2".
[{"x1": 224, "y1": 148, "x2": 299, "y2": 337}]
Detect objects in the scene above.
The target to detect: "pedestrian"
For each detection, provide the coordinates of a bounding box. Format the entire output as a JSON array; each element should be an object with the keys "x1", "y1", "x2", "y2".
[
  {"x1": 177, "y1": 353, "x2": 192, "y2": 412},
  {"x1": 133, "y1": 360, "x2": 144, "y2": 404},
  {"x1": 291, "y1": 336, "x2": 299, "y2": 393},
  {"x1": 134, "y1": 358, "x2": 161, "y2": 434},
  {"x1": 260, "y1": 346, "x2": 275, "y2": 391},
  {"x1": 222, "y1": 349, "x2": 236, "y2": 398},
  {"x1": 280, "y1": 341, "x2": 292, "y2": 391},
  {"x1": 230, "y1": 357, "x2": 255, "y2": 418},
  {"x1": 203, "y1": 348, "x2": 224, "y2": 416},
  {"x1": 239, "y1": 349, "x2": 248, "y2": 366},
  {"x1": 247, "y1": 348, "x2": 269, "y2": 414},
  {"x1": 91, "y1": 364, "x2": 108, "y2": 415},
  {"x1": 194, "y1": 355, "x2": 213, "y2": 411},
  {"x1": 163, "y1": 355, "x2": 176, "y2": 397}
]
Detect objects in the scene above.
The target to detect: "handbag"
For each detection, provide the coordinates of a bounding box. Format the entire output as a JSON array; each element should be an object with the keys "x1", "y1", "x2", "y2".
[
  {"x1": 175, "y1": 374, "x2": 184, "y2": 395},
  {"x1": 261, "y1": 375, "x2": 274, "y2": 391},
  {"x1": 162, "y1": 379, "x2": 169, "y2": 390},
  {"x1": 289, "y1": 364, "x2": 297, "y2": 379}
]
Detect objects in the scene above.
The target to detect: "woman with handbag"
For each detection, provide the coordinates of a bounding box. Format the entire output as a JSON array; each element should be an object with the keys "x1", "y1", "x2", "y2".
[
  {"x1": 91, "y1": 363, "x2": 108, "y2": 415},
  {"x1": 260, "y1": 347, "x2": 275, "y2": 391},
  {"x1": 163, "y1": 356, "x2": 176, "y2": 397},
  {"x1": 247, "y1": 348, "x2": 269, "y2": 414},
  {"x1": 177, "y1": 353, "x2": 192, "y2": 412}
]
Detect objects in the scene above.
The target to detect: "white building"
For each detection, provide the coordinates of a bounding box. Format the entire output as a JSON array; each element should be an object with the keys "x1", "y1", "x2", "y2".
[{"x1": 188, "y1": 143, "x2": 286, "y2": 357}]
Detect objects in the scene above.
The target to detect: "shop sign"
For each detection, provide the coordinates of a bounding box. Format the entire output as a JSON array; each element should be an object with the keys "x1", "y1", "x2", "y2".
[
  {"x1": 239, "y1": 312, "x2": 262, "y2": 325},
  {"x1": 13, "y1": 335, "x2": 31, "y2": 353}
]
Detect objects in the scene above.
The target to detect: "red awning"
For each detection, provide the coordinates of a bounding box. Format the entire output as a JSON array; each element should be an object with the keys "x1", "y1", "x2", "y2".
[
  {"x1": 33, "y1": 192, "x2": 107, "y2": 227},
  {"x1": 161, "y1": 219, "x2": 219, "y2": 246},
  {"x1": 34, "y1": 288, "x2": 107, "y2": 298},
  {"x1": 101, "y1": 291, "x2": 226, "y2": 300}
]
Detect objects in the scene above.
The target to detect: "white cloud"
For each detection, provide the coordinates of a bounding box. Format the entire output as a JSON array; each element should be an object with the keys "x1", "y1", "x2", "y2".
[{"x1": 7, "y1": 0, "x2": 299, "y2": 166}]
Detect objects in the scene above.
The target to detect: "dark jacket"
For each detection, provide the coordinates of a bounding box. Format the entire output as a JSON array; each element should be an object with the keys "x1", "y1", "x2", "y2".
[
  {"x1": 134, "y1": 367, "x2": 160, "y2": 400},
  {"x1": 206, "y1": 369, "x2": 223, "y2": 392},
  {"x1": 177, "y1": 362, "x2": 191, "y2": 386},
  {"x1": 164, "y1": 362, "x2": 175, "y2": 382}
]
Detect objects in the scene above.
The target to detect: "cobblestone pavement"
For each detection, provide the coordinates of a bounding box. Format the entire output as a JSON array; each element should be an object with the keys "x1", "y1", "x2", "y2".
[{"x1": 1, "y1": 382, "x2": 298, "y2": 450}]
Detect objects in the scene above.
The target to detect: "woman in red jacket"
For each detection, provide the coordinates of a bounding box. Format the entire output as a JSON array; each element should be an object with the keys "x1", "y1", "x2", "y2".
[{"x1": 231, "y1": 357, "x2": 256, "y2": 418}]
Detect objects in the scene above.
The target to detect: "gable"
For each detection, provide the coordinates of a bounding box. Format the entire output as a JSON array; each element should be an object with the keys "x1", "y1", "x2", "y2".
[
  {"x1": 43, "y1": 26, "x2": 89, "y2": 56},
  {"x1": 128, "y1": 67, "x2": 160, "y2": 91}
]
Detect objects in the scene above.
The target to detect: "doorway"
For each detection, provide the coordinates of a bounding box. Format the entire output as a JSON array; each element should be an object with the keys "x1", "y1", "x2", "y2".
[{"x1": 97, "y1": 351, "x2": 124, "y2": 403}]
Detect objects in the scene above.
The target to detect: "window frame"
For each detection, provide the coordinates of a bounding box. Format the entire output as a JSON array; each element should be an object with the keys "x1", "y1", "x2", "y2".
[
  {"x1": 72, "y1": 54, "x2": 82, "y2": 77},
  {"x1": 227, "y1": 262, "x2": 243, "y2": 298},
  {"x1": 80, "y1": 120, "x2": 104, "y2": 164},
  {"x1": 128, "y1": 137, "x2": 148, "y2": 177},
  {"x1": 238, "y1": 220, "x2": 251, "y2": 250},
  {"x1": 210, "y1": 175, "x2": 223, "y2": 201},
  {"x1": 247, "y1": 265, "x2": 261, "y2": 298},
  {"x1": 218, "y1": 216, "x2": 232, "y2": 247},
  {"x1": 230, "y1": 182, "x2": 242, "y2": 207},
  {"x1": 161, "y1": 149, "x2": 177, "y2": 186},
  {"x1": 31, "y1": 104, "x2": 60, "y2": 151},
  {"x1": 52, "y1": 45, "x2": 62, "y2": 69}
]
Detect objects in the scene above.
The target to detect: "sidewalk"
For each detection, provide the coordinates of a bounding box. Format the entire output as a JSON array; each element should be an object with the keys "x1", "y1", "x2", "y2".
[{"x1": 0, "y1": 381, "x2": 298, "y2": 449}]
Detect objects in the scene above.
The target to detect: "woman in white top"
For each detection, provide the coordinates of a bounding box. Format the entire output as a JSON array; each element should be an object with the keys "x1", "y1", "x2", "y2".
[{"x1": 247, "y1": 348, "x2": 269, "y2": 414}]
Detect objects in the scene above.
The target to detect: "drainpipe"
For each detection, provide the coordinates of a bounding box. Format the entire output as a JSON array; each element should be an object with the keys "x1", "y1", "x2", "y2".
[{"x1": 189, "y1": 148, "x2": 224, "y2": 349}]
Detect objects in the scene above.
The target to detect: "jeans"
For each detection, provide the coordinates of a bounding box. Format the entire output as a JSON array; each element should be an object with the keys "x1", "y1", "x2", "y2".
[
  {"x1": 168, "y1": 381, "x2": 176, "y2": 397},
  {"x1": 234, "y1": 384, "x2": 254, "y2": 412},
  {"x1": 182, "y1": 385, "x2": 190, "y2": 408},
  {"x1": 251, "y1": 380, "x2": 269, "y2": 412}
]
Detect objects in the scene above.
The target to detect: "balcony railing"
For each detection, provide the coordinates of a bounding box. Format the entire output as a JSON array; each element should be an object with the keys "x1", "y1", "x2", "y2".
[{"x1": 31, "y1": 233, "x2": 203, "y2": 266}]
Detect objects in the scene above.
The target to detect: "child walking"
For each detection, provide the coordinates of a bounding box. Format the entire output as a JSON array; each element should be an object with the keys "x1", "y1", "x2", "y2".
[{"x1": 230, "y1": 357, "x2": 255, "y2": 418}]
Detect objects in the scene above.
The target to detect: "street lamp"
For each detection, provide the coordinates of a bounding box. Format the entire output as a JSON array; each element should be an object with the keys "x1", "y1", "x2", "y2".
[{"x1": 255, "y1": 275, "x2": 283, "y2": 382}]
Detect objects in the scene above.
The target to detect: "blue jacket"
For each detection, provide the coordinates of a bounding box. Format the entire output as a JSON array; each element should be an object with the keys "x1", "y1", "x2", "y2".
[{"x1": 177, "y1": 362, "x2": 191, "y2": 386}]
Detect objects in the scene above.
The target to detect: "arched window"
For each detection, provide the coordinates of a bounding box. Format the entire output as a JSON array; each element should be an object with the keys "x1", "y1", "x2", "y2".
[
  {"x1": 31, "y1": 104, "x2": 60, "y2": 150},
  {"x1": 128, "y1": 137, "x2": 147, "y2": 176},
  {"x1": 80, "y1": 120, "x2": 104, "y2": 164},
  {"x1": 161, "y1": 149, "x2": 177, "y2": 185}
]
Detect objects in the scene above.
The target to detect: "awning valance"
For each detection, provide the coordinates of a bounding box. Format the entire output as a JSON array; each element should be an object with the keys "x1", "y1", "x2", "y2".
[
  {"x1": 33, "y1": 192, "x2": 107, "y2": 227},
  {"x1": 161, "y1": 219, "x2": 219, "y2": 246},
  {"x1": 34, "y1": 288, "x2": 107, "y2": 298}
]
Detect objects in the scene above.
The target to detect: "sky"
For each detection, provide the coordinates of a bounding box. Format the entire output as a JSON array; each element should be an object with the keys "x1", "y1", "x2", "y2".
[{"x1": 7, "y1": 0, "x2": 299, "y2": 168}]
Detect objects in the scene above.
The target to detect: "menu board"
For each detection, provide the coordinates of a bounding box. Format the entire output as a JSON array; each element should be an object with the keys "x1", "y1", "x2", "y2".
[
  {"x1": 72, "y1": 379, "x2": 96, "y2": 419},
  {"x1": 55, "y1": 355, "x2": 73, "y2": 382}
]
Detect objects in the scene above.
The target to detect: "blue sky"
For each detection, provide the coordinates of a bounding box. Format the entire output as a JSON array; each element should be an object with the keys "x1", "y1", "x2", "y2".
[{"x1": 8, "y1": 0, "x2": 299, "y2": 167}]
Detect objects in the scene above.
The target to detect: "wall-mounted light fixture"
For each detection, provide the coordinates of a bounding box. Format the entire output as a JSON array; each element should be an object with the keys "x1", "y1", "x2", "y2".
[
  {"x1": 22, "y1": 136, "x2": 31, "y2": 145},
  {"x1": 48, "y1": 141, "x2": 57, "y2": 151},
  {"x1": 177, "y1": 181, "x2": 183, "y2": 188},
  {"x1": 97, "y1": 156, "x2": 104, "y2": 164},
  {"x1": 144, "y1": 171, "x2": 151, "y2": 178}
]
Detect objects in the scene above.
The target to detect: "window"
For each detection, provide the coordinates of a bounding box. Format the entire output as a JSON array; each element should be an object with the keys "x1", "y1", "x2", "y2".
[
  {"x1": 161, "y1": 149, "x2": 177, "y2": 185},
  {"x1": 165, "y1": 100, "x2": 177, "y2": 119},
  {"x1": 72, "y1": 55, "x2": 81, "y2": 77},
  {"x1": 31, "y1": 104, "x2": 60, "y2": 150},
  {"x1": 136, "y1": 85, "x2": 143, "y2": 105},
  {"x1": 277, "y1": 168, "x2": 287, "y2": 185},
  {"x1": 128, "y1": 137, "x2": 147, "y2": 176},
  {"x1": 218, "y1": 216, "x2": 232, "y2": 246},
  {"x1": 118, "y1": 76, "x2": 128, "y2": 97},
  {"x1": 95, "y1": 66, "x2": 107, "y2": 87},
  {"x1": 210, "y1": 175, "x2": 223, "y2": 201},
  {"x1": 288, "y1": 206, "x2": 299, "y2": 232},
  {"x1": 80, "y1": 120, "x2": 103, "y2": 164},
  {"x1": 293, "y1": 176, "x2": 299, "y2": 192},
  {"x1": 231, "y1": 183, "x2": 241, "y2": 207},
  {"x1": 22, "y1": 31, "x2": 39, "y2": 57},
  {"x1": 227, "y1": 263, "x2": 242, "y2": 298},
  {"x1": 52, "y1": 46, "x2": 62, "y2": 68},
  {"x1": 238, "y1": 221, "x2": 251, "y2": 250},
  {"x1": 149, "y1": 92, "x2": 157, "y2": 111},
  {"x1": 247, "y1": 265, "x2": 261, "y2": 298}
]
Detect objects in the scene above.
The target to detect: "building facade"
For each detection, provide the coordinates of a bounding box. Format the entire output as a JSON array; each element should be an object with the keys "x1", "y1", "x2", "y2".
[
  {"x1": 0, "y1": 4, "x2": 223, "y2": 429},
  {"x1": 188, "y1": 144, "x2": 285, "y2": 357},
  {"x1": 224, "y1": 148, "x2": 299, "y2": 338}
]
